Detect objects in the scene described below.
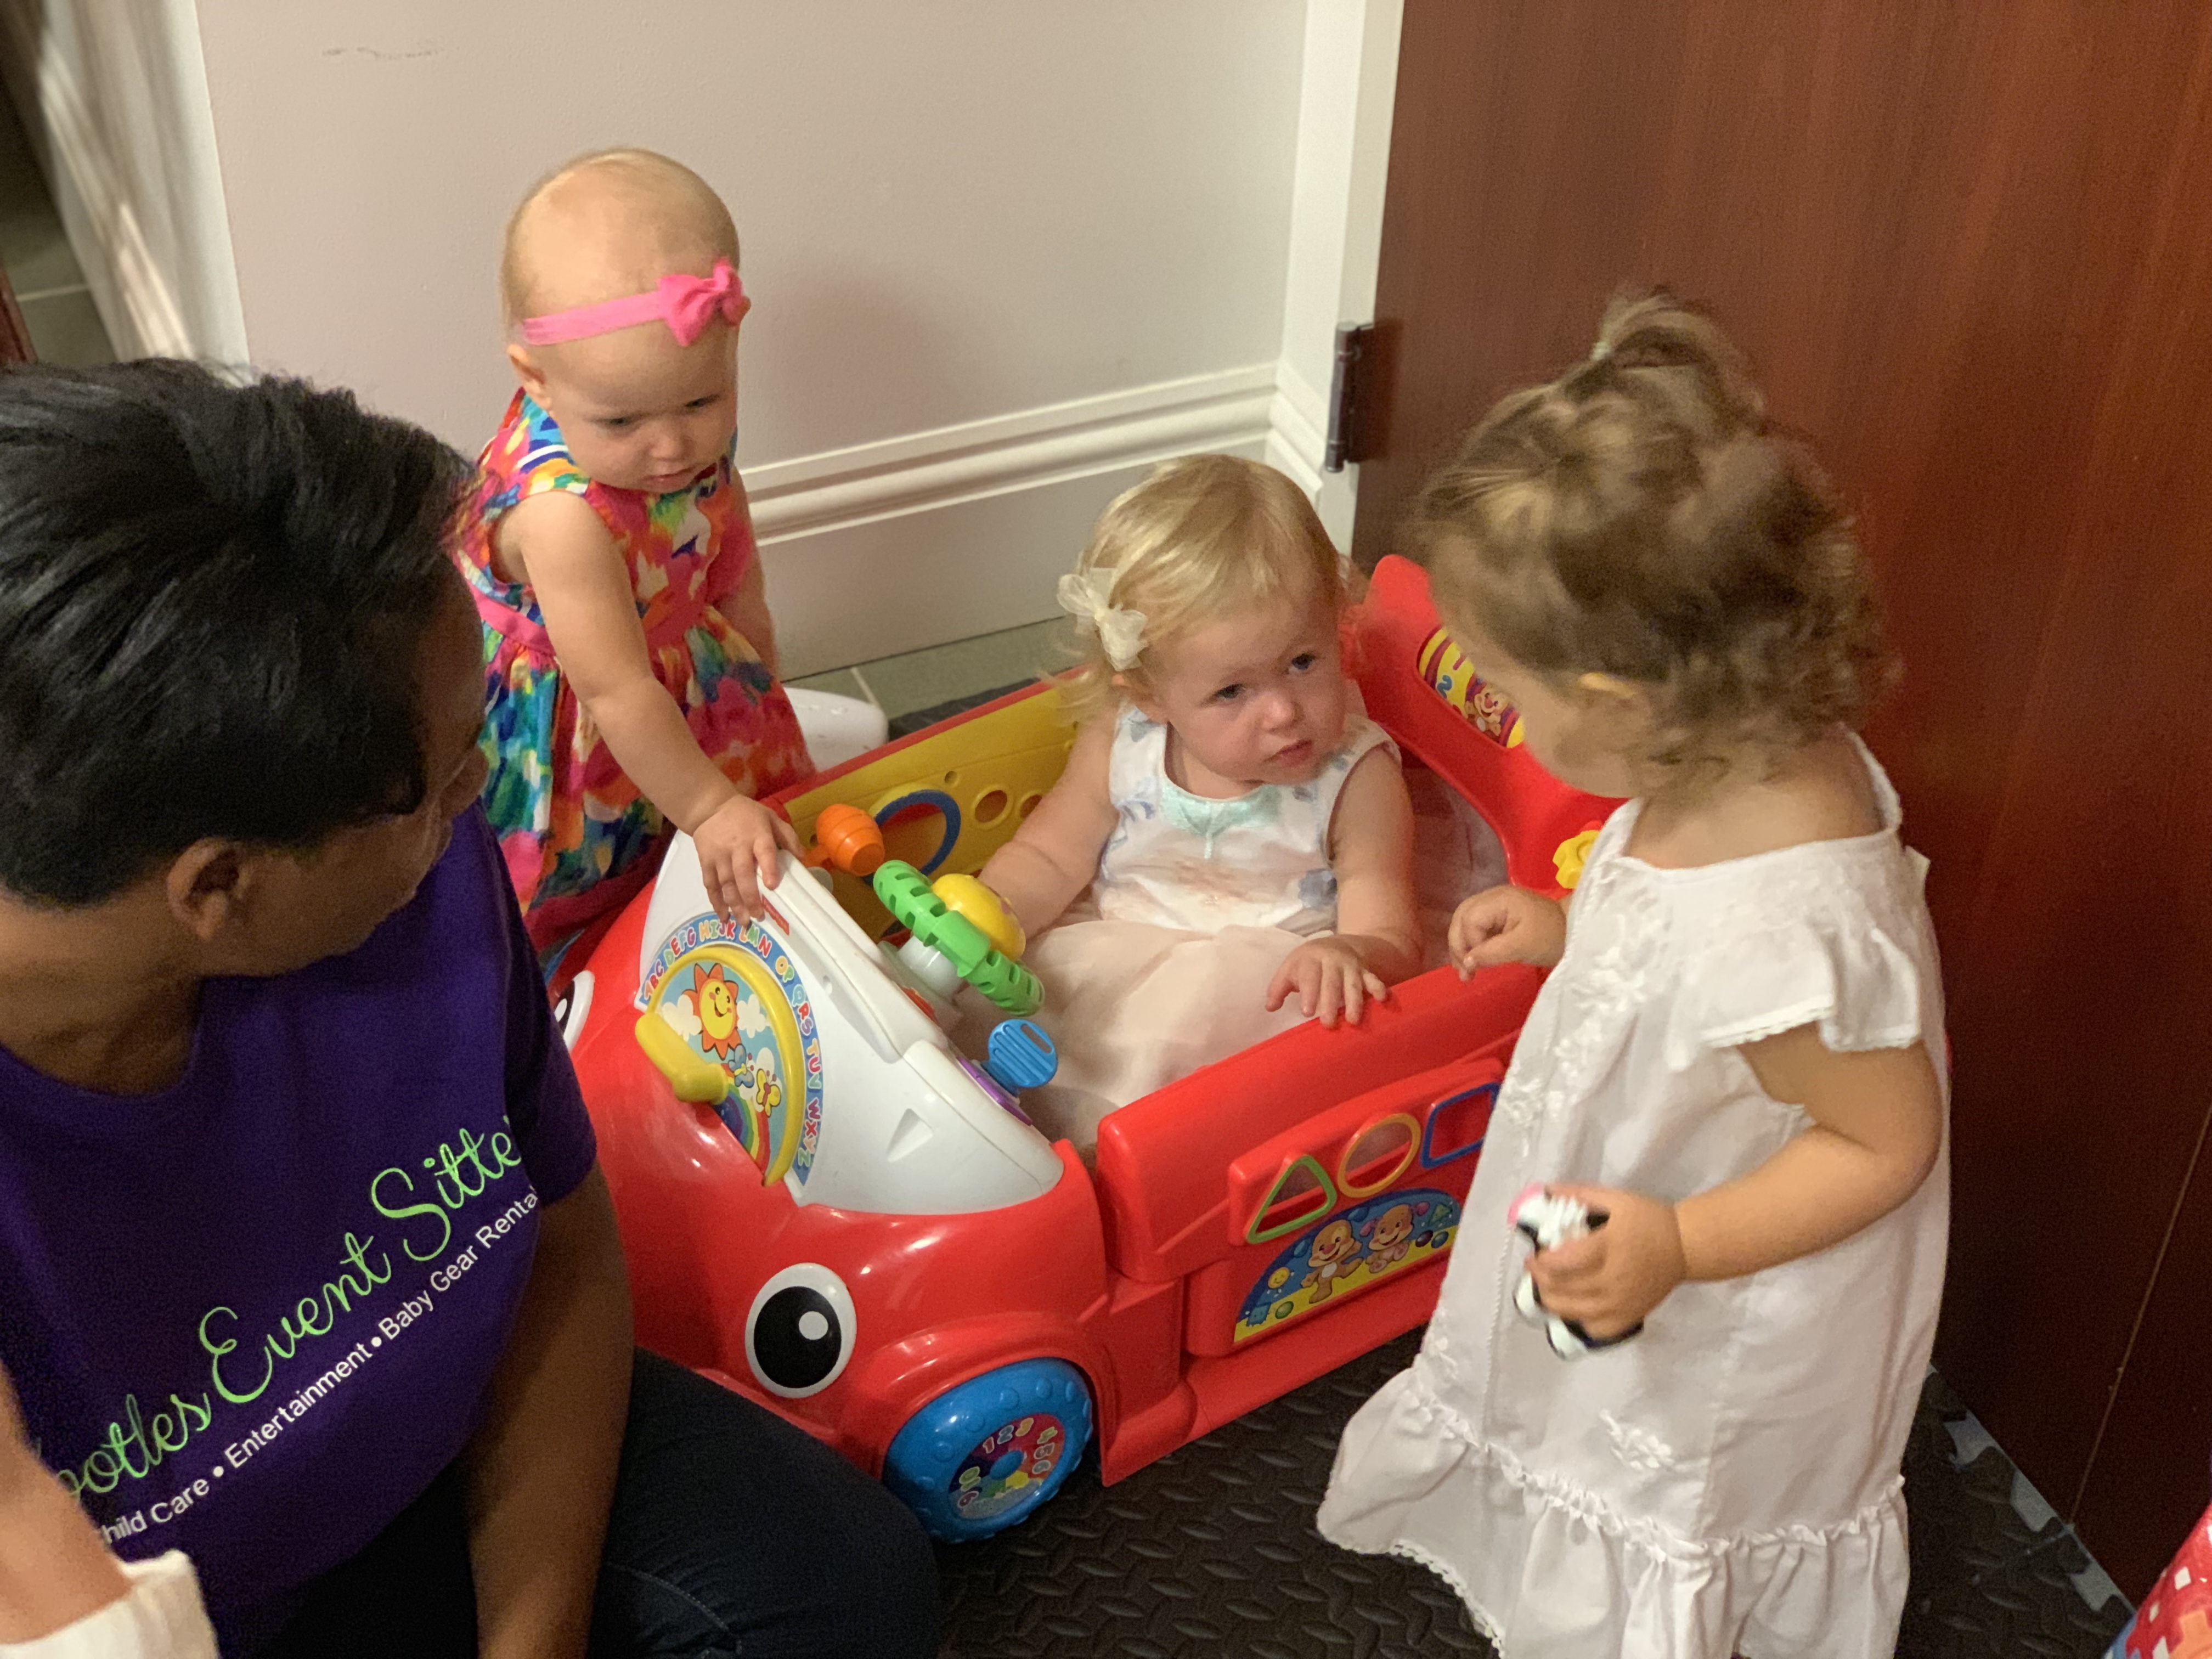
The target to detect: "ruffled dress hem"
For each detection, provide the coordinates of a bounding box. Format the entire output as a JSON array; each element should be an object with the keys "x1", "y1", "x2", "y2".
[
  {"x1": 1318, "y1": 1364, "x2": 1909, "y2": 1659},
  {"x1": 1384, "y1": 1537, "x2": 1506, "y2": 1645}
]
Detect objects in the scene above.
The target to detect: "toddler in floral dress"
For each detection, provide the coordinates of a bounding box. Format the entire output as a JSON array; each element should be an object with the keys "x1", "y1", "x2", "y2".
[{"x1": 454, "y1": 149, "x2": 810, "y2": 951}]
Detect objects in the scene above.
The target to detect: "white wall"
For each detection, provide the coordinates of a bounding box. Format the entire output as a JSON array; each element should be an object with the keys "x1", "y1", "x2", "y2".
[
  {"x1": 0, "y1": 0, "x2": 245, "y2": 360},
  {"x1": 4, "y1": 2, "x2": 1402, "y2": 679},
  {"x1": 187, "y1": 2, "x2": 1309, "y2": 675}
]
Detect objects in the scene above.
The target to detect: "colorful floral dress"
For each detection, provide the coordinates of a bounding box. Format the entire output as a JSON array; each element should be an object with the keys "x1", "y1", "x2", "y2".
[{"x1": 454, "y1": 391, "x2": 812, "y2": 950}]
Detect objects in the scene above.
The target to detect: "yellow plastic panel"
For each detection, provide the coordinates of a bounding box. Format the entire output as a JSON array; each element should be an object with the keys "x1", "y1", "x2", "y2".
[{"x1": 783, "y1": 685, "x2": 1077, "y2": 940}]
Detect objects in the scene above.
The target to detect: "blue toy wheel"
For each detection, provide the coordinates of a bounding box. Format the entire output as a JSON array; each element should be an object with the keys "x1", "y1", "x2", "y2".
[{"x1": 882, "y1": 1358, "x2": 1092, "y2": 1542}]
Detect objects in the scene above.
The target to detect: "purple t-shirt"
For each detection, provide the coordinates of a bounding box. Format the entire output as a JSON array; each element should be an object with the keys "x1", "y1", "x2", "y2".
[{"x1": 0, "y1": 809, "x2": 596, "y2": 1638}]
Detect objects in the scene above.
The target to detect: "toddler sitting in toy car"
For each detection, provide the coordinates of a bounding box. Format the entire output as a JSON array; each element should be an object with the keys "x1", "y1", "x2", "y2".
[{"x1": 969, "y1": 456, "x2": 1422, "y2": 1158}]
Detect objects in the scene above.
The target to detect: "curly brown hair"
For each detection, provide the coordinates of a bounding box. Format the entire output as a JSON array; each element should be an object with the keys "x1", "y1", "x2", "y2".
[{"x1": 1409, "y1": 292, "x2": 1895, "y2": 778}]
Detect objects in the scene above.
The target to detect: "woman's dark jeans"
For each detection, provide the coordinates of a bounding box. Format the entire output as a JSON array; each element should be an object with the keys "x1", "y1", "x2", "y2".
[{"x1": 244, "y1": 1350, "x2": 939, "y2": 1658}]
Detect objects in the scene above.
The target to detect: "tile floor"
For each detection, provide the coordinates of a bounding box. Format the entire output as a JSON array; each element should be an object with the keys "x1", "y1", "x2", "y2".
[
  {"x1": 0, "y1": 83, "x2": 115, "y2": 366},
  {"x1": 0, "y1": 71, "x2": 2144, "y2": 1659}
]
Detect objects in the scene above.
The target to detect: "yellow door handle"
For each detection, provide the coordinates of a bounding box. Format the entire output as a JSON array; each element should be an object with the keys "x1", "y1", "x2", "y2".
[{"x1": 634, "y1": 1013, "x2": 731, "y2": 1105}]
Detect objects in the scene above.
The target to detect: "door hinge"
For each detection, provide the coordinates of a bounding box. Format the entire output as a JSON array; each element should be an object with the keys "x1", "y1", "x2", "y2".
[{"x1": 1324, "y1": 321, "x2": 1375, "y2": 473}]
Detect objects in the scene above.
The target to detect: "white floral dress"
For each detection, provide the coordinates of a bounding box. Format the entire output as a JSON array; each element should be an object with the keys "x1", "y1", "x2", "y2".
[{"x1": 1318, "y1": 740, "x2": 1948, "y2": 1658}]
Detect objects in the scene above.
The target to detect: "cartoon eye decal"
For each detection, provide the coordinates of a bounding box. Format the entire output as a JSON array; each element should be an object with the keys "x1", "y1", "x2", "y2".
[
  {"x1": 554, "y1": 972, "x2": 594, "y2": 1052},
  {"x1": 746, "y1": 1263, "x2": 856, "y2": 1398}
]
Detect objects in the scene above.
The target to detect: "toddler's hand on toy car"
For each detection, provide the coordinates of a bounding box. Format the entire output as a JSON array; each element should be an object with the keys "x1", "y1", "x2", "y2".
[
  {"x1": 1450, "y1": 885, "x2": 1568, "y2": 975},
  {"x1": 695, "y1": 794, "x2": 801, "y2": 926},
  {"x1": 1526, "y1": 1184, "x2": 1685, "y2": 1340},
  {"x1": 1267, "y1": 938, "x2": 1389, "y2": 1029}
]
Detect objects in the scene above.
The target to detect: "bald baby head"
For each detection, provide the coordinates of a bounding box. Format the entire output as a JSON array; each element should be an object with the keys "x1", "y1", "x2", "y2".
[{"x1": 501, "y1": 149, "x2": 740, "y2": 325}]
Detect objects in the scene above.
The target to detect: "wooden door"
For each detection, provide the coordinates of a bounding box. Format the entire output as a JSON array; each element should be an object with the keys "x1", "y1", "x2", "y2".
[{"x1": 1355, "y1": 0, "x2": 2212, "y2": 1594}]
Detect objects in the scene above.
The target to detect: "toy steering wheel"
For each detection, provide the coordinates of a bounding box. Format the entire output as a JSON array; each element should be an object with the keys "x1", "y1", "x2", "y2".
[{"x1": 873, "y1": 860, "x2": 1042, "y2": 1016}]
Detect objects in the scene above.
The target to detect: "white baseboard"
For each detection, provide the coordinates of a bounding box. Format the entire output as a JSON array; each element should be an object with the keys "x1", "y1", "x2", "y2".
[
  {"x1": 758, "y1": 357, "x2": 1338, "y2": 675},
  {"x1": 749, "y1": 363, "x2": 1280, "y2": 541},
  {"x1": 1265, "y1": 358, "x2": 1330, "y2": 496},
  {"x1": 0, "y1": 0, "x2": 194, "y2": 358},
  {"x1": 769, "y1": 459, "x2": 1174, "y2": 679}
]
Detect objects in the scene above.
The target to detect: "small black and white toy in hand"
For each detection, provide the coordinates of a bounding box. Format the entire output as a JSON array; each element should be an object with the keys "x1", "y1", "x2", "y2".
[{"x1": 1508, "y1": 1184, "x2": 1644, "y2": 1359}]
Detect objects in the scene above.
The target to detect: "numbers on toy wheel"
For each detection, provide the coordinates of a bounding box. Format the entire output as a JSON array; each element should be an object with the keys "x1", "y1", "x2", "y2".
[{"x1": 881, "y1": 1358, "x2": 1093, "y2": 1542}]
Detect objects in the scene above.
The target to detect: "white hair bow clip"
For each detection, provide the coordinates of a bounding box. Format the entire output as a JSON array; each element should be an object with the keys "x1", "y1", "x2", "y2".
[{"x1": 1057, "y1": 568, "x2": 1148, "y2": 671}]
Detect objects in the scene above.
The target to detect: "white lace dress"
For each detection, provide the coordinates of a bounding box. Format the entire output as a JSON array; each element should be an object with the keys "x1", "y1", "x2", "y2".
[{"x1": 1317, "y1": 741, "x2": 1948, "y2": 1658}]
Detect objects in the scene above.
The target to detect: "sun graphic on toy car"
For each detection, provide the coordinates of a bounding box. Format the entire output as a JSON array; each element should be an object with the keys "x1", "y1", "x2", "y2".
[{"x1": 695, "y1": 964, "x2": 743, "y2": 1058}]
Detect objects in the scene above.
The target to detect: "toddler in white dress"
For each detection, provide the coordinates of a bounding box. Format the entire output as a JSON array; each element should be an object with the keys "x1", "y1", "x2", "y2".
[
  {"x1": 1318, "y1": 295, "x2": 1948, "y2": 1658},
  {"x1": 974, "y1": 455, "x2": 1422, "y2": 1158}
]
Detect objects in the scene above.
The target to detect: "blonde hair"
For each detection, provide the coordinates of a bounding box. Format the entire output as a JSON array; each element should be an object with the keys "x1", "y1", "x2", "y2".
[
  {"x1": 1059, "y1": 455, "x2": 1344, "y2": 725},
  {"x1": 1412, "y1": 291, "x2": 1894, "y2": 780},
  {"x1": 500, "y1": 149, "x2": 740, "y2": 325}
]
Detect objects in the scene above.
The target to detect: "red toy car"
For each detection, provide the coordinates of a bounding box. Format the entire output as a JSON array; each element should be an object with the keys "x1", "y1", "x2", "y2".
[{"x1": 553, "y1": 555, "x2": 1607, "y2": 1540}]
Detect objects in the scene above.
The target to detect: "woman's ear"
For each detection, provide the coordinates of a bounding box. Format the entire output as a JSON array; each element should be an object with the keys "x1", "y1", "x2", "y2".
[{"x1": 162, "y1": 841, "x2": 251, "y2": 946}]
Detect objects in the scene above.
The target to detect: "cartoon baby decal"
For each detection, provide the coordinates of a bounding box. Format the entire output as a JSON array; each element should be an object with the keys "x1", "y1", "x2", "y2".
[
  {"x1": 1468, "y1": 680, "x2": 1519, "y2": 746},
  {"x1": 1233, "y1": 1192, "x2": 1465, "y2": 1344},
  {"x1": 1363, "y1": 1204, "x2": 1416, "y2": 1275},
  {"x1": 1415, "y1": 627, "x2": 1522, "y2": 746},
  {"x1": 1302, "y1": 1220, "x2": 1364, "y2": 1303}
]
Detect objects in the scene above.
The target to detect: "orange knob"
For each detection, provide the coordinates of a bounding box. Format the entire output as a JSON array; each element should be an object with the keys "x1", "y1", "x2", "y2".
[{"x1": 811, "y1": 803, "x2": 885, "y2": 877}]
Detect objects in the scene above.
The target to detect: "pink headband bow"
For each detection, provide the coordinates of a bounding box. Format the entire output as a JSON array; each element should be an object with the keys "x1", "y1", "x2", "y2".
[{"x1": 519, "y1": 257, "x2": 750, "y2": 347}]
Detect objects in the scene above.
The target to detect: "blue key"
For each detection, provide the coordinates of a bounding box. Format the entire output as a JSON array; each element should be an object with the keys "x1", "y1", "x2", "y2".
[{"x1": 985, "y1": 1019, "x2": 1058, "y2": 1091}]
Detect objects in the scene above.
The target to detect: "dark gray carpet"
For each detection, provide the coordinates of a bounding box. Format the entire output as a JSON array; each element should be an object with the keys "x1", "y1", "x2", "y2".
[{"x1": 936, "y1": 1332, "x2": 2131, "y2": 1659}]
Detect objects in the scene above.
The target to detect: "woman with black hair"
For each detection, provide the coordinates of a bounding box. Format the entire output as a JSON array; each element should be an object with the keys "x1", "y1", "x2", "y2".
[{"x1": 0, "y1": 361, "x2": 937, "y2": 1658}]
